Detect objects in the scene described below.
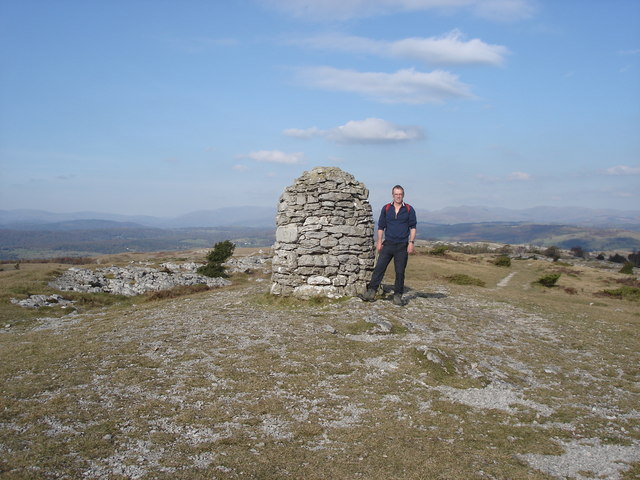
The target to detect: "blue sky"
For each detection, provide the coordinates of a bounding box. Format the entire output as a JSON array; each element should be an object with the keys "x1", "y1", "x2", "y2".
[{"x1": 1, "y1": 0, "x2": 639, "y2": 217}]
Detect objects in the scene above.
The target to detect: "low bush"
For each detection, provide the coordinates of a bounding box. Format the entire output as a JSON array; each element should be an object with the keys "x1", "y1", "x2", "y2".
[
  {"x1": 534, "y1": 273, "x2": 561, "y2": 287},
  {"x1": 619, "y1": 262, "x2": 634, "y2": 275},
  {"x1": 197, "y1": 240, "x2": 235, "y2": 278},
  {"x1": 544, "y1": 246, "x2": 561, "y2": 261},
  {"x1": 608, "y1": 253, "x2": 626, "y2": 264},
  {"x1": 445, "y1": 274, "x2": 485, "y2": 287},
  {"x1": 447, "y1": 244, "x2": 494, "y2": 255},
  {"x1": 493, "y1": 256, "x2": 511, "y2": 267},
  {"x1": 570, "y1": 246, "x2": 585, "y2": 258},
  {"x1": 430, "y1": 245, "x2": 450, "y2": 256},
  {"x1": 599, "y1": 286, "x2": 640, "y2": 302}
]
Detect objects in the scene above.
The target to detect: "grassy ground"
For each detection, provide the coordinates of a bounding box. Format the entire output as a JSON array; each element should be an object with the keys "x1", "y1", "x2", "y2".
[{"x1": 1, "y1": 247, "x2": 638, "y2": 479}]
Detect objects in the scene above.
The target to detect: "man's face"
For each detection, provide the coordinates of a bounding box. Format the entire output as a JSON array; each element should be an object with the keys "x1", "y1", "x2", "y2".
[{"x1": 392, "y1": 188, "x2": 404, "y2": 204}]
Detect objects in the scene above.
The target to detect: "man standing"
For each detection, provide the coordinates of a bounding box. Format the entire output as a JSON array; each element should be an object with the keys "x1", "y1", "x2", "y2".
[{"x1": 363, "y1": 185, "x2": 417, "y2": 305}]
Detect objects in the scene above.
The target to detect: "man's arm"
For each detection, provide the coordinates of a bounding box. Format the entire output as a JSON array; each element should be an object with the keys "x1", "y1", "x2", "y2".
[
  {"x1": 407, "y1": 227, "x2": 416, "y2": 254},
  {"x1": 376, "y1": 206, "x2": 387, "y2": 253},
  {"x1": 407, "y1": 208, "x2": 417, "y2": 254},
  {"x1": 377, "y1": 228, "x2": 384, "y2": 252}
]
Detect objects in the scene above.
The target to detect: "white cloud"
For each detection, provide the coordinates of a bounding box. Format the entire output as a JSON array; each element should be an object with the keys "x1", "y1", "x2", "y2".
[
  {"x1": 261, "y1": 0, "x2": 534, "y2": 22},
  {"x1": 295, "y1": 66, "x2": 473, "y2": 104},
  {"x1": 605, "y1": 165, "x2": 640, "y2": 176},
  {"x1": 391, "y1": 30, "x2": 509, "y2": 66},
  {"x1": 300, "y1": 30, "x2": 508, "y2": 66},
  {"x1": 242, "y1": 150, "x2": 305, "y2": 164},
  {"x1": 282, "y1": 127, "x2": 323, "y2": 139},
  {"x1": 507, "y1": 171, "x2": 532, "y2": 181},
  {"x1": 284, "y1": 118, "x2": 424, "y2": 144},
  {"x1": 329, "y1": 118, "x2": 425, "y2": 143},
  {"x1": 477, "y1": 171, "x2": 532, "y2": 182},
  {"x1": 233, "y1": 164, "x2": 249, "y2": 172}
]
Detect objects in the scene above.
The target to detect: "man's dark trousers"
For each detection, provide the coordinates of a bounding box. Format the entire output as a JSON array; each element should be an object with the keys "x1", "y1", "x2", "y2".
[{"x1": 368, "y1": 241, "x2": 409, "y2": 295}]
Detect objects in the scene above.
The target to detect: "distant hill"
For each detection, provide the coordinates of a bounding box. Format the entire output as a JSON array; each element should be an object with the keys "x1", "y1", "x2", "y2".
[
  {"x1": 420, "y1": 222, "x2": 640, "y2": 252},
  {"x1": 0, "y1": 226, "x2": 275, "y2": 260},
  {"x1": 1, "y1": 205, "x2": 638, "y2": 230},
  {"x1": 2, "y1": 206, "x2": 639, "y2": 260},
  {"x1": 415, "y1": 206, "x2": 640, "y2": 229},
  {"x1": 0, "y1": 207, "x2": 276, "y2": 229}
]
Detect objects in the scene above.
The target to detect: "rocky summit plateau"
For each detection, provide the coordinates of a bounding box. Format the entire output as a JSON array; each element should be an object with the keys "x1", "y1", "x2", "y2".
[{"x1": 1, "y1": 244, "x2": 638, "y2": 479}]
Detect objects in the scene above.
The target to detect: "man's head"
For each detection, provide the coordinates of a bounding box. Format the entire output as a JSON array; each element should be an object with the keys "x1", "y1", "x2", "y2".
[{"x1": 392, "y1": 185, "x2": 405, "y2": 204}]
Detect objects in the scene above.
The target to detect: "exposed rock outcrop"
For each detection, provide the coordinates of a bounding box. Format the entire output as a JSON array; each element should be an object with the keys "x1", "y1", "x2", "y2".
[{"x1": 49, "y1": 265, "x2": 230, "y2": 297}]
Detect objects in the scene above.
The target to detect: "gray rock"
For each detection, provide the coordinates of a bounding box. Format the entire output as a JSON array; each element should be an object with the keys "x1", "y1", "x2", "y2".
[
  {"x1": 49, "y1": 265, "x2": 231, "y2": 297},
  {"x1": 271, "y1": 167, "x2": 375, "y2": 298},
  {"x1": 11, "y1": 294, "x2": 74, "y2": 309}
]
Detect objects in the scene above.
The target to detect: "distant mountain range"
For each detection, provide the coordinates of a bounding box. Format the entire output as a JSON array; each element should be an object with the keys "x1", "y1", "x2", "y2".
[
  {"x1": 0, "y1": 207, "x2": 277, "y2": 230},
  {"x1": 419, "y1": 206, "x2": 640, "y2": 229},
  {"x1": 1, "y1": 206, "x2": 639, "y2": 230},
  {"x1": 2, "y1": 206, "x2": 639, "y2": 260}
]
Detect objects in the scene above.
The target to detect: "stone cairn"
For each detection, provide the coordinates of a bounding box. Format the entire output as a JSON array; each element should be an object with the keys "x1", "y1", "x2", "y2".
[{"x1": 271, "y1": 166, "x2": 375, "y2": 298}]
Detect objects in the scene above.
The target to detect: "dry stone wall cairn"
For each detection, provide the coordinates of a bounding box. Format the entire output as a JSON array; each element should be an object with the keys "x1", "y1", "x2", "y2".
[{"x1": 271, "y1": 167, "x2": 375, "y2": 298}]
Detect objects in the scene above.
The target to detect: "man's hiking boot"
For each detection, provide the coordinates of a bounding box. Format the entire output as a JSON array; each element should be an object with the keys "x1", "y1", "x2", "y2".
[
  {"x1": 363, "y1": 288, "x2": 376, "y2": 302},
  {"x1": 393, "y1": 294, "x2": 403, "y2": 306}
]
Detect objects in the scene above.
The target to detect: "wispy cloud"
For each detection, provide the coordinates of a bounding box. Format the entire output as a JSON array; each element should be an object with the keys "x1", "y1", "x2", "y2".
[
  {"x1": 618, "y1": 48, "x2": 640, "y2": 56},
  {"x1": 471, "y1": 0, "x2": 535, "y2": 22},
  {"x1": 507, "y1": 171, "x2": 532, "y2": 181},
  {"x1": 163, "y1": 36, "x2": 239, "y2": 53},
  {"x1": 283, "y1": 127, "x2": 324, "y2": 139},
  {"x1": 262, "y1": 0, "x2": 535, "y2": 22},
  {"x1": 478, "y1": 171, "x2": 533, "y2": 183},
  {"x1": 300, "y1": 30, "x2": 509, "y2": 66},
  {"x1": 284, "y1": 118, "x2": 424, "y2": 144},
  {"x1": 605, "y1": 165, "x2": 640, "y2": 175},
  {"x1": 240, "y1": 150, "x2": 305, "y2": 164},
  {"x1": 295, "y1": 66, "x2": 473, "y2": 104},
  {"x1": 233, "y1": 164, "x2": 249, "y2": 172},
  {"x1": 55, "y1": 174, "x2": 76, "y2": 181}
]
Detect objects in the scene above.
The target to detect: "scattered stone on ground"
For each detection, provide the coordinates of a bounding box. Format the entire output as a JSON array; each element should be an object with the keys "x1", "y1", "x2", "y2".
[
  {"x1": 10, "y1": 294, "x2": 75, "y2": 309},
  {"x1": 48, "y1": 265, "x2": 230, "y2": 297}
]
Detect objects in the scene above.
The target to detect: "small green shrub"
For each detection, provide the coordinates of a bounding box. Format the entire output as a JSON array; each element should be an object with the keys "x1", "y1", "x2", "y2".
[
  {"x1": 600, "y1": 286, "x2": 640, "y2": 302},
  {"x1": 446, "y1": 274, "x2": 485, "y2": 287},
  {"x1": 197, "y1": 240, "x2": 235, "y2": 278},
  {"x1": 430, "y1": 245, "x2": 450, "y2": 256},
  {"x1": 619, "y1": 262, "x2": 634, "y2": 275},
  {"x1": 493, "y1": 256, "x2": 511, "y2": 267},
  {"x1": 570, "y1": 246, "x2": 585, "y2": 258},
  {"x1": 534, "y1": 273, "x2": 561, "y2": 287},
  {"x1": 544, "y1": 246, "x2": 561, "y2": 261},
  {"x1": 608, "y1": 253, "x2": 626, "y2": 264}
]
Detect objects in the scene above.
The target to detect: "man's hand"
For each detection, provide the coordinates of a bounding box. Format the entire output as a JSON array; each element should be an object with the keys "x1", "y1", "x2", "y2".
[
  {"x1": 407, "y1": 242, "x2": 415, "y2": 254},
  {"x1": 377, "y1": 240, "x2": 383, "y2": 252}
]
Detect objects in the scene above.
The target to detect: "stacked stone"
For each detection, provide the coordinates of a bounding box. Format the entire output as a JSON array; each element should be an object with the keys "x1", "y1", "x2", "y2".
[{"x1": 271, "y1": 166, "x2": 375, "y2": 298}]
